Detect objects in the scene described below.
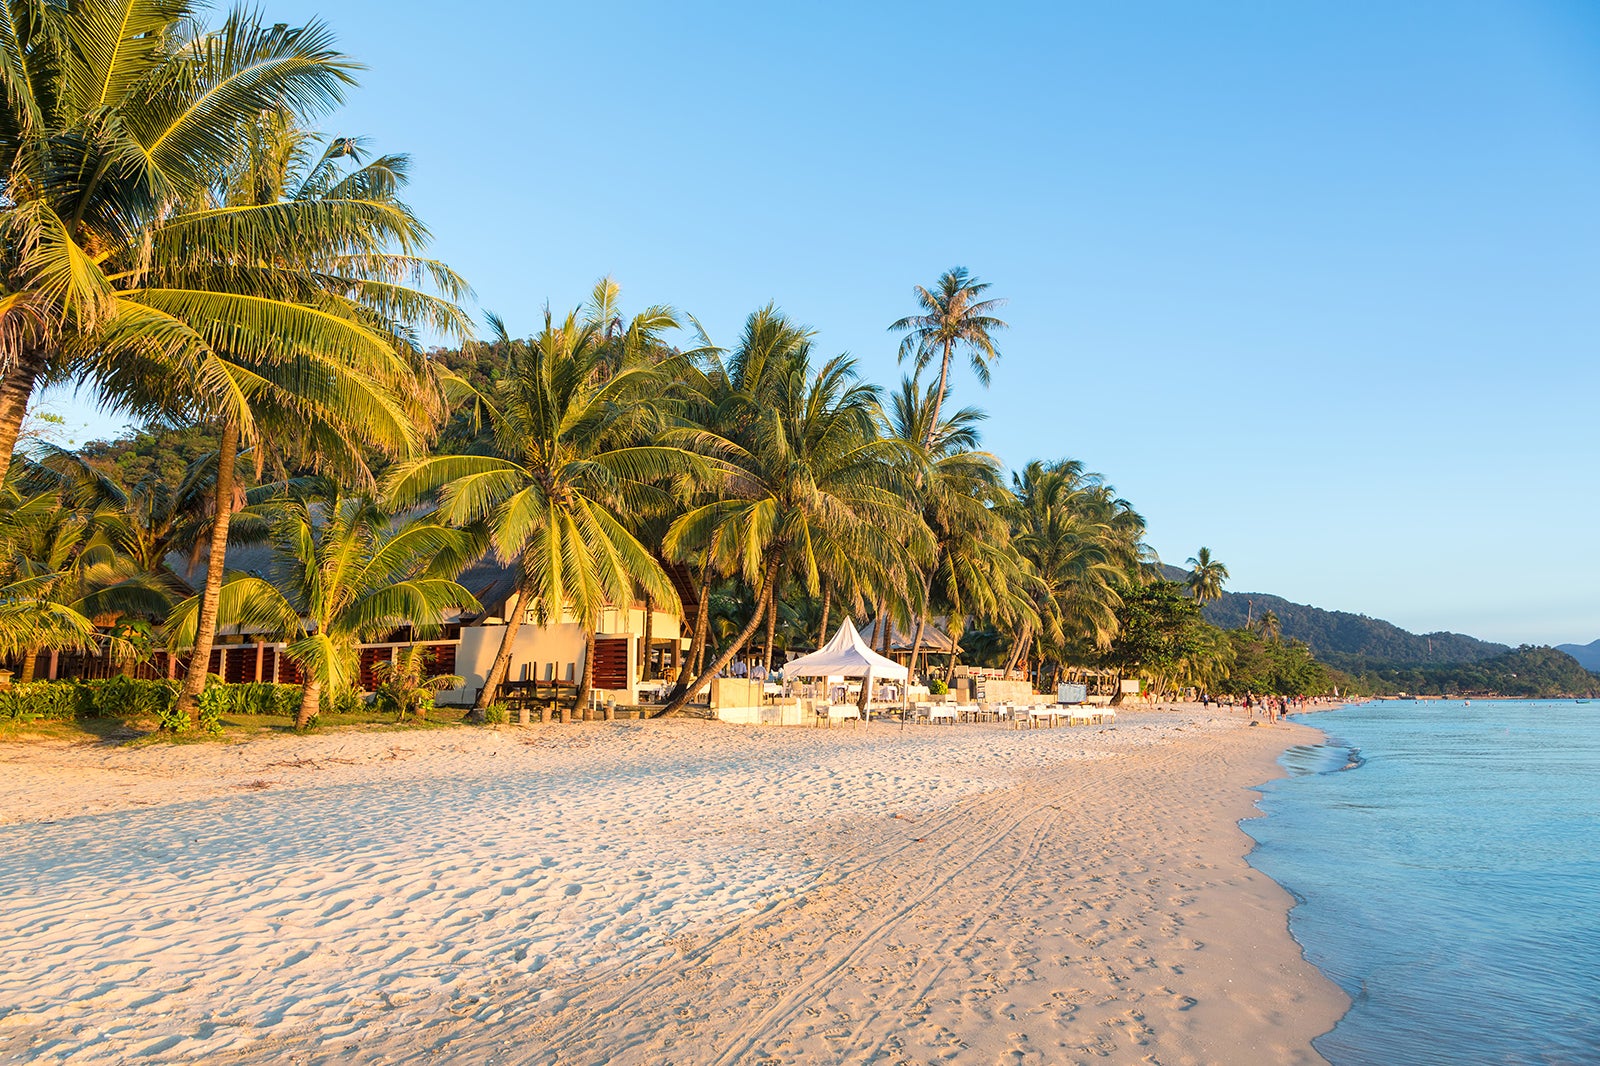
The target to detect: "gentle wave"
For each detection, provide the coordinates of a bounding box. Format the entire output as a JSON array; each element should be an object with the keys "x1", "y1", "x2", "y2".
[{"x1": 1248, "y1": 700, "x2": 1600, "y2": 1066}]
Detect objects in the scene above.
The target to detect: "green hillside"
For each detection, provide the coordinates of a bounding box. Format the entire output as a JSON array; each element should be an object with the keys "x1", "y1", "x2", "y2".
[
  {"x1": 1156, "y1": 567, "x2": 1508, "y2": 670},
  {"x1": 1347, "y1": 645, "x2": 1600, "y2": 699}
]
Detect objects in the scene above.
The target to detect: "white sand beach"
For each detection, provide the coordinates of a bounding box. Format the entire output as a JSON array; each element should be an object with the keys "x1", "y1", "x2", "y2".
[{"x1": 0, "y1": 708, "x2": 1345, "y2": 1064}]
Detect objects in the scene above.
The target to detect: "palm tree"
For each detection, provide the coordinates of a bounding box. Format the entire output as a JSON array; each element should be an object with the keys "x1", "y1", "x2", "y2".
[
  {"x1": 0, "y1": 9, "x2": 467, "y2": 722},
  {"x1": 1004, "y1": 462, "x2": 1125, "y2": 664},
  {"x1": 657, "y1": 330, "x2": 929, "y2": 717},
  {"x1": 138, "y1": 118, "x2": 469, "y2": 725},
  {"x1": 168, "y1": 484, "x2": 480, "y2": 729},
  {"x1": 0, "y1": 5, "x2": 365, "y2": 484},
  {"x1": 1185, "y1": 547, "x2": 1229, "y2": 604},
  {"x1": 1257, "y1": 609, "x2": 1282, "y2": 644},
  {"x1": 888, "y1": 268, "x2": 1007, "y2": 446},
  {"x1": 387, "y1": 310, "x2": 689, "y2": 717},
  {"x1": 0, "y1": 471, "x2": 171, "y2": 678},
  {"x1": 884, "y1": 375, "x2": 1010, "y2": 681}
]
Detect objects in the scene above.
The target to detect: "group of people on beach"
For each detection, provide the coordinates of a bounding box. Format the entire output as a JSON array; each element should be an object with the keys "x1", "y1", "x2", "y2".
[{"x1": 1200, "y1": 692, "x2": 1325, "y2": 723}]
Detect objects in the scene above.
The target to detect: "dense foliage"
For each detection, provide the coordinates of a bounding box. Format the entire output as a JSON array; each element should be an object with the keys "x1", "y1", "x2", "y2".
[{"x1": 1347, "y1": 646, "x2": 1598, "y2": 698}]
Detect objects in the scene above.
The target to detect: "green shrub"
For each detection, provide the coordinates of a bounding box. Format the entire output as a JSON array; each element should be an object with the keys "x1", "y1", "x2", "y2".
[
  {"x1": 327, "y1": 687, "x2": 363, "y2": 717},
  {"x1": 0, "y1": 681, "x2": 85, "y2": 722},
  {"x1": 0, "y1": 678, "x2": 187, "y2": 724},
  {"x1": 928, "y1": 678, "x2": 949, "y2": 696},
  {"x1": 223, "y1": 682, "x2": 300, "y2": 716},
  {"x1": 482, "y1": 702, "x2": 509, "y2": 726},
  {"x1": 154, "y1": 698, "x2": 191, "y2": 733},
  {"x1": 94, "y1": 675, "x2": 178, "y2": 721}
]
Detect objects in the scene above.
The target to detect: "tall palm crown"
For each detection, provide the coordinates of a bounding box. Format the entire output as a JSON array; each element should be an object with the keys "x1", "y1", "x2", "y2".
[
  {"x1": 387, "y1": 309, "x2": 691, "y2": 712},
  {"x1": 1004, "y1": 460, "x2": 1147, "y2": 661},
  {"x1": 0, "y1": 4, "x2": 371, "y2": 482},
  {"x1": 145, "y1": 110, "x2": 468, "y2": 724},
  {"x1": 888, "y1": 268, "x2": 1007, "y2": 445},
  {"x1": 1185, "y1": 547, "x2": 1229, "y2": 604}
]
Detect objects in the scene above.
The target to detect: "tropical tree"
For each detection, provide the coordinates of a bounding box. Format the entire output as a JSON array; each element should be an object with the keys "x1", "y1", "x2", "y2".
[
  {"x1": 1002, "y1": 461, "x2": 1134, "y2": 680},
  {"x1": 0, "y1": 5, "x2": 365, "y2": 483},
  {"x1": 142, "y1": 117, "x2": 469, "y2": 725},
  {"x1": 657, "y1": 331, "x2": 929, "y2": 717},
  {"x1": 0, "y1": 472, "x2": 170, "y2": 677},
  {"x1": 1257, "y1": 609, "x2": 1282, "y2": 643},
  {"x1": 372, "y1": 644, "x2": 464, "y2": 722},
  {"x1": 883, "y1": 375, "x2": 1016, "y2": 682},
  {"x1": 0, "y1": 6, "x2": 468, "y2": 722},
  {"x1": 889, "y1": 268, "x2": 1007, "y2": 444},
  {"x1": 168, "y1": 484, "x2": 480, "y2": 729},
  {"x1": 387, "y1": 309, "x2": 689, "y2": 717},
  {"x1": 1185, "y1": 547, "x2": 1229, "y2": 604}
]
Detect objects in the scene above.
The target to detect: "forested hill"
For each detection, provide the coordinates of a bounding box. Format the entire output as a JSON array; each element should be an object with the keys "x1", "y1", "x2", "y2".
[
  {"x1": 1355, "y1": 645, "x2": 1600, "y2": 699},
  {"x1": 1157, "y1": 565, "x2": 1507, "y2": 670}
]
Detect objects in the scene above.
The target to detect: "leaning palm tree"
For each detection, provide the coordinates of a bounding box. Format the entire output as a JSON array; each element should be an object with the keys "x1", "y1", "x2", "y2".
[
  {"x1": 168, "y1": 484, "x2": 480, "y2": 729},
  {"x1": 888, "y1": 268, "x2": 1007, "y2": 445},
  {"x1": 1185, "y1": 547, "x2": 1229, "y2": 604},
  {"x1": 657, "y1": 337, "x2": 930, "y2": 717},
  {"x1": 387, "y1": 310, "x2": 690, "y2": 716}
]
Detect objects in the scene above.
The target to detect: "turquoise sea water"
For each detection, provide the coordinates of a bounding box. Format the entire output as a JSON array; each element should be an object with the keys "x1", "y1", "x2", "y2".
[{"x1": 1247, "y1": 700, "x2": 1600, "y2": 1066}]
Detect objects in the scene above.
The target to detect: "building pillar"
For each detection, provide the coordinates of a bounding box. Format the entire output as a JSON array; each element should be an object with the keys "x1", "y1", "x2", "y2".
[
  {"x1": 47, "y1": 650, "x2": 59, "y2": 681},
  {"x1": 254, "y1": 642, "x2": 264, "y2": 682}
]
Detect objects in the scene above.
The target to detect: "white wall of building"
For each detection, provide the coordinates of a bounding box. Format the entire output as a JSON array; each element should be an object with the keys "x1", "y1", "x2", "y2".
[{"x1": 437, "y1": 605, "x2": 685, "y2": 706}]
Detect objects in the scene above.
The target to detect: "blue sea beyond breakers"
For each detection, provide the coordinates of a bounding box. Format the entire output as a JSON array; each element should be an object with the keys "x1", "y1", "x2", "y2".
[{"x1": 1246, "y1": 699, "x2": 1600, "y2": 1065}]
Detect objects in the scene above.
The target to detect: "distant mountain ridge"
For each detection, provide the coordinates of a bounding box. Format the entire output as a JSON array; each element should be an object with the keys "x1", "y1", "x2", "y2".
[
  {"x1": 1557, "y1": 639, "x2": 1600, "y2": 672},
  {"x1": 1157, "y1": 565, "x2": 1508, "y2": 670}
]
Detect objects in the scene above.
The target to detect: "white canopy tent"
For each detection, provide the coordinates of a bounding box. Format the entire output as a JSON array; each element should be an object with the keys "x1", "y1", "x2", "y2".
[{"x1": 782, "y1": 618, "x2": 909, "y2": 721}]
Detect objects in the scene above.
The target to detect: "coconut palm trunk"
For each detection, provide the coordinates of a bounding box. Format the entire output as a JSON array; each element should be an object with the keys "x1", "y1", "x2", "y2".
[
  {"x1": 909, "y1": 612, "x2": 928, "y2": 683},
  {"x1": 572, "y1": 627, "x2": 595, "y2": 716},
  {"x1": 926, "y1": 337, "x2": 955, "y2": 446},
  {"x1": 18, "y1": 648, "x2": 39, "y2": 684},
  {"x1": 175, "y1": 419, "x2": 239, "y2": 725},
  {"x1": 816, "y1": 582, "x2": 831, "y2": 646},
  {"x1": 657, "y1": 555, "x2": 779, "y2": 718},
  {"x1": 294, "y1": 677, "x2": 322, "y2": 731},
  {"x1": 1003, "y1": 622, "x2": 1031, "y2": 680},
  {"x1": 475, "y1": 579, "x2": 531, "y2": 715},
  {"x1": 908, "y1": 569, "x2": 933, "y2": 681},
  {"x1": 673, "y1": 563, "x2": 713, "y2": 697},
  {"x1": 0, "y1": 351, "x2": 46, "y2": 487},
  {"x1": 762, "y1": 578, "x2": 780, "y2": 674},
  {"x1": 639, "y1": 595, "x2": 653, "y2": 682}
]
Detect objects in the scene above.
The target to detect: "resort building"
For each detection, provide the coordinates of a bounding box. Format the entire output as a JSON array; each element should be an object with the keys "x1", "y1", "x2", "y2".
[{"x1": 15, "y1": 553, "x2": 697, "y2": 709}]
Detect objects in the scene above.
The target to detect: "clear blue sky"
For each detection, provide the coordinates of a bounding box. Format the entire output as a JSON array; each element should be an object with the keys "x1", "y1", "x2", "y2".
[{"x1": 43, "y1": 1, "x2": 1600, "y2": 645}]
